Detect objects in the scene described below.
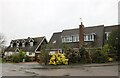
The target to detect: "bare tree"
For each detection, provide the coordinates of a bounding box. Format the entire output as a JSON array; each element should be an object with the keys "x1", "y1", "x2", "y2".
[
  {"x1": 0, "y1": 33, "x2": 5, "y2": 47},
  {"x1": 0, "y1": 33, "x2": 6, "y2": 54}
]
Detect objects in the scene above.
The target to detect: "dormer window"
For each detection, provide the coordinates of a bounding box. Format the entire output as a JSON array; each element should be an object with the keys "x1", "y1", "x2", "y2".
[
  {"x1": 16, "y1": 40, "x2": 20, "y2": 47},
  {"x1": 22, "y1": 39, "x2": 26, "y2": 47},
  {"x1": 84, "y1": 33, "x2": 96, "y2": 41},
  {"x1": 105, "y1": 32, "x2": 110, "y2": 40},
  {"x1": 10, "y1": 43, "x2": 13, "y2": 47},
  {"x1": 53, "y1": 40, "x2": 56, "y2": 44},
  {"x1": 17, "y1": 43, "x2": 19, "y2": 47},
  {"x1": 22, "y1": 43, "x2": 25, "y2": 47},
  {"x1": 30, "y1": 42, "x2": 33, "y2": 46},
  {"x1": 28, "y1": 37, "x2": 34, "y2": 47},
  {"x1": 10, "y1": 40, "x2": 14, "y2": 47}
]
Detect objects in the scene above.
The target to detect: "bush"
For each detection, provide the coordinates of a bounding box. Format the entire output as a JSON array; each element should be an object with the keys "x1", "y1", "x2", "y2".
[
  {"x1": 91, "y1": 49, "x2": 108, "y2": 63},
  {"x1": 2, "y1": 58, "x2": 6, "y2": 63},
  {"x1": 25, "y1": 56, "x2": 31, "y2": 62},
  {"x1": 5, "y1": 50, "x2": 26, "y2": 63},
  {"x1": 49, "y1": 52, "x2": 68, "y2": 65},
  {"x1": 12, "y1": 54, "x2": 20, "y2": 63},
  {"x1": 18, "y1": 50, "x2": 26, "y2": 62},
  {"x1": 79, "y1": 47, "x2": 86, "y2": 64}
]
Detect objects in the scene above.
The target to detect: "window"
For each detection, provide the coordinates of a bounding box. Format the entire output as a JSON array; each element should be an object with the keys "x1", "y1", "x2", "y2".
[
  {"x1": 10, "y1": 44, "x2": 13, "y2": 47},
  {"x1": 84, "y1": 34, "x2": 95, "y2": 41},
  {"x1": 22, "y1": 40, "x2": 26, "y2": 47},
  {"x1": 88, "y1": 35, "x2": 90, "y2": 40},
  {"x1": 17, "y1": 43, "x2": 19, "y2": 47},
  {"x1": 62, "y1": 35, "x2": 79, "y2": 43},
  {"x1": 84, "y1": 35, "x2": 86, "y2": 40},
  {"x1": 67, "y1": 36, "x2": 72, "y2": 42},
  {"x1": 62, "y1": 36, "x2": 72, "y2": 43},
  {"x1": 72, "y1": 36, "x2": 76, "y2": 42},
  {"x1": 22, "y1": 43, "x2": 25, "y2": 47},
  {"x1": 76, "y1": 35, "x2": 79, "y2": 42},
  {"x1": 105, "y1": 32, "x2": 110, "y2": 40},
  {"x1": 53, "y1": 40, "x2": 56, "y2": 44},
  {"x1": 30, "y1": 42, "x2": 33, "y2": 46}
]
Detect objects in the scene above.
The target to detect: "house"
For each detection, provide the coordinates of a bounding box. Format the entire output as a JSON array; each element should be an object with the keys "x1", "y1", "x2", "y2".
[
  {"x1": 4, "y1": 36, "x2": 48, "y2": 60},
  {"x1": 49, "y1": 23, "x2": 120, "y2": 53}
]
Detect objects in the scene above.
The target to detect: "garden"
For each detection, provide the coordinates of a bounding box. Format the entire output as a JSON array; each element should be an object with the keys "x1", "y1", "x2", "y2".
[{"x1": 37, "y1": 44, "x2": 118, "y2": 66}]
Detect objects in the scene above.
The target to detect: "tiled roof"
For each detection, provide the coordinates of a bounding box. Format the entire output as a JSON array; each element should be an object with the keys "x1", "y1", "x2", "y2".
[
  {"x1": 5, "y1": 36, "x2": 47, "y2": 52},
  {"x1": 49, "y1": 32, "x2": 62, "y2": 49},
  {"x1": 49, "y1": 25, "x2": 119, "y2": 49}
]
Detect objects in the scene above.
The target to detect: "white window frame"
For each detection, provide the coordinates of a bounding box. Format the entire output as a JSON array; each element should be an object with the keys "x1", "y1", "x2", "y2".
[
  {"x1": 30, "y1": 42, "x2": 33, "y2": 46},
  {"x1": 22, "y1": 43, "x2": 25, "y2": 47},
  {"x1": 62, "y1": 35, "x2": 79, "y2": 43},
  {"x1": 17, "y1": 43, "x2": 19, "y2": 47},
  {"x1": 10, "y1": 44, "x2": 13, "y2": 47},
  {"x1": 105, "y1": 32, "x2": 110, "y2": 40},
  {"x1": 84, "y1": 33, "x2": 95, "y2": 41}
]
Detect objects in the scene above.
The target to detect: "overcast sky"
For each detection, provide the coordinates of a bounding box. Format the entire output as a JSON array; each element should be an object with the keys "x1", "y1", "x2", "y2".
[{"x1": 0, "y1": 0, "x2": 119, "y2": 46}]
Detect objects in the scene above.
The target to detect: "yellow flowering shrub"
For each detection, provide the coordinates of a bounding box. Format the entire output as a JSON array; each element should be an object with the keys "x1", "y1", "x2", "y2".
[
  {"x1": 49, "y1": 52, "x2": 68, "y2": 65},
  {"x1": 108, "y1": 57, "x2": 113, "y2": 62}
]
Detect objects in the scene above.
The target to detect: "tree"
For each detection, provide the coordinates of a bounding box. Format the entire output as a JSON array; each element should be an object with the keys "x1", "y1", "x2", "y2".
[
  {"x1": 39, "y1": 44, "x2": 49, "y2": 65},
  {"x1": 18, "y1": 49, "x2": 26, "y2": 62},
  {"x1": 0, "y1": 33, "x2": 5, "y2": 48},
  {"x1": 0, "y1": 33, "x2": 6, "y2": 57},
  {"x1": 108, "y1": 29, "x2": 120, "y2": 61}
]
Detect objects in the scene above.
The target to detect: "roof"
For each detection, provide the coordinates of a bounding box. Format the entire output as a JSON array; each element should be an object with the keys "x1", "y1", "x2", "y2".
[
  {"x1": 49, "y1": 32, "x2": 62, "y2": 49},
  {"x1": 62, "y1": 28, "x2": 79, "y2": 36},
  {"x1": 5, "y1": 36, "x2": 47, "y2": 52},
  {"x1": 61, "y1": 25, "x2": 104, "y2": 36},
  {"x1": 104, "y1": 25, "x2": 120, "y2": 32},
  {"x1": 49, "y1": 24, "x2": 119, "y2": 49}
]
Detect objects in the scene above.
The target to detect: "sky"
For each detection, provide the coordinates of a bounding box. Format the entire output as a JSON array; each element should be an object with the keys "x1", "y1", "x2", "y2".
[{"x1": 0, "y1": 0, "x2": 119, "y2": 46}]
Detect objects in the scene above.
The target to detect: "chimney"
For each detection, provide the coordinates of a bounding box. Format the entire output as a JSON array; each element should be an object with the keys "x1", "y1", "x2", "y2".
[{"x1": 79, "y1": 20, "x2": 84, "y2": 48}]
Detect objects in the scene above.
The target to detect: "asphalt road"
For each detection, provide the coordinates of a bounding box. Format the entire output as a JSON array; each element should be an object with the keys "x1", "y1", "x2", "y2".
[{"x1": 1, "y1": 63, "x2": 119, "y2": 76}]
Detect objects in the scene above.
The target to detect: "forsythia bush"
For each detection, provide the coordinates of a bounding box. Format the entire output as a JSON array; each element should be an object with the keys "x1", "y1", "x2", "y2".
[
  {"x1": 49, "y1": 52, "x2": 68, "y2": 65},
  {"x1": 108, "y1": 57, "x2": 113, "y2": 62}
]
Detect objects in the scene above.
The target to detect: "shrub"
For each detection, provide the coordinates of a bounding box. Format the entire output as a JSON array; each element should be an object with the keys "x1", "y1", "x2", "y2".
[
  {"x1": 49, "y1": 52, "x2": 68, "y2": 65},
  {"x1": 25, "y1": 56, "x2": 31, "y2": 62},
  {"x1": 79, "y1": 47, "x2": 86, "y2": 64},
  {"x1": 18, "y1": 50, "x2": 26, "y2": 62},
  {"x1": 39, "y1": 44, "x2": 49, "y2": 65},
  {"x1": 66, "y1": 48, "x2": 79, "y2": 64},
  {"x1": 91, "y1": 49, "x2": 108, "y2": 63},
  {"x1": 12, "y1": 54, "x2": 20, "y2": 63},
  {"x1": 5, "y1": 50, "x2": 26, "y2": 63}
]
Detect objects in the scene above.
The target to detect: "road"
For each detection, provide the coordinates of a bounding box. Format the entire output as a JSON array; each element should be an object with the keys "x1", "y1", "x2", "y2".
[{"x1": 1, "y1": 63, "x2": 119, "y2": 76}]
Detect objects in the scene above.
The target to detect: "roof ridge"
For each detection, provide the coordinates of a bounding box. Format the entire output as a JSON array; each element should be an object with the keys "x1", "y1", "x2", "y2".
[{"x1": 11, "y1": 36, "x2": 46, "y2": 41}]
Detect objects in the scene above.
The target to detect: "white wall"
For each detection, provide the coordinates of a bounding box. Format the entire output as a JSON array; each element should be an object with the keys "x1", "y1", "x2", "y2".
[
  {"x1": 4, "y1": 52, "x2": 13, "y2": 56},
  {"x1": 26, "y1": 52, "x2": 35, "y2": 57},
  {"x1": 4, "y1": 52, "x2": 35, "y2": 57}
]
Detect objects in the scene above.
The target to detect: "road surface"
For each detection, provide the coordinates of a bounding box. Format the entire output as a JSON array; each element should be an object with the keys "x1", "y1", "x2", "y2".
[{"x1": 1, "y1": 63, "x2": 119, "y2": 76}]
